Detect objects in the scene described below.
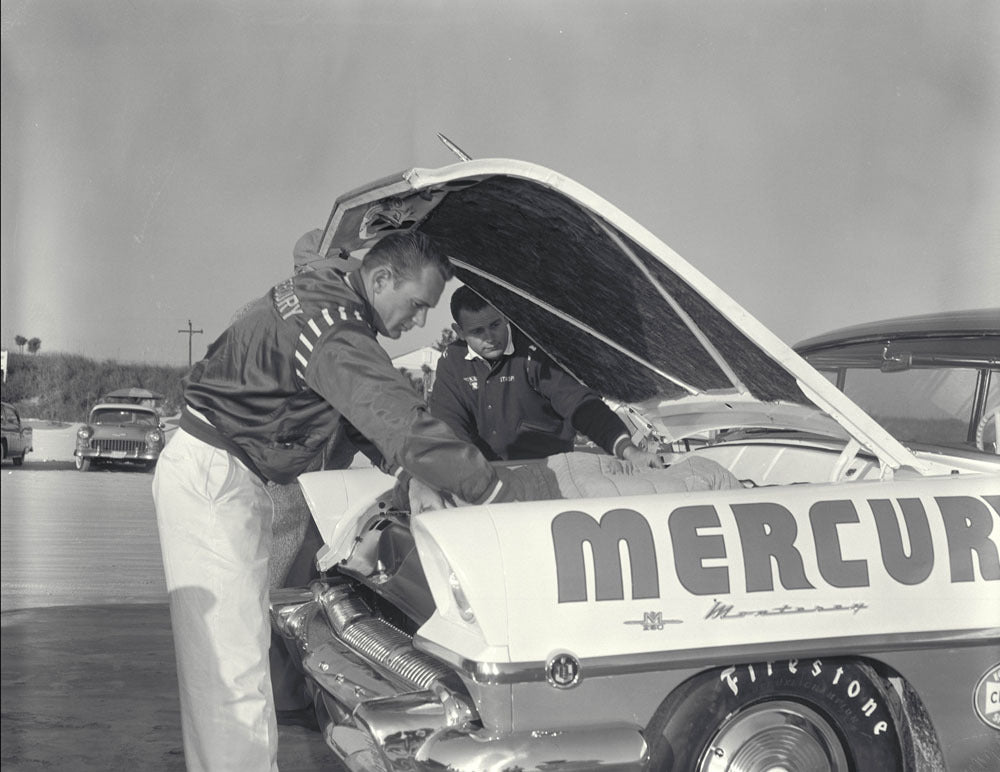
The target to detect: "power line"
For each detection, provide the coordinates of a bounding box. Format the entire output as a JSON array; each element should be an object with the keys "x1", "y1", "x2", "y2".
[{"x1": 177, "y1": 320, "x2": 204, "y2": 367}]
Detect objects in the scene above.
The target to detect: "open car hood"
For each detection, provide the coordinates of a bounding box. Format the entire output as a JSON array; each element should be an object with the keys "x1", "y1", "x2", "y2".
[{"x1": 315, "y1": 158, "x2": 931, "y2": 474}]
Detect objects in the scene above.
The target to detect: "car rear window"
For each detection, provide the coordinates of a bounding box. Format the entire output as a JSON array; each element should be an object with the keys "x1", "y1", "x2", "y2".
[{"x1": 92, "y1": 409, "x2": 158, "y2": 426}]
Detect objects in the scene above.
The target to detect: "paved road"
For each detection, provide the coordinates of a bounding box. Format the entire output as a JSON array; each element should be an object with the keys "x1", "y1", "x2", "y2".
[
  {"x1": 1, "y1": 465, "x2": 338, "y2": 771},
  {"x1": 1, "y1": 465, "x2": 165, "y2": 611}
]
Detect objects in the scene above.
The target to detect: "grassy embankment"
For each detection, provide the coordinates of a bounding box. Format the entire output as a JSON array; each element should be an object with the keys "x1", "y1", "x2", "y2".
[{"x1": 1, "y1": 352, "x2": 186, "y2": 422}]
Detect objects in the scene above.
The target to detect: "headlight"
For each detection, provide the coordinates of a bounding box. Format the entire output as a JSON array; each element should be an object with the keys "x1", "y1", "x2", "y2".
[
  {"x1": 77, "y1": 426, "x2": 93, "y2": 440},
  {"x1": 145, "y1": 429, "x2": 164, "y2": 446},
  {"x1": 412, "y1": 517, "x2": 500, "y2": 635}
]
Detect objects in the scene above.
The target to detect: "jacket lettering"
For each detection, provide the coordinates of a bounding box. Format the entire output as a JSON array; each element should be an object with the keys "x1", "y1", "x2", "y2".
[{"x1": 272, "y1": 279, "x2": 303, "y2": 319}]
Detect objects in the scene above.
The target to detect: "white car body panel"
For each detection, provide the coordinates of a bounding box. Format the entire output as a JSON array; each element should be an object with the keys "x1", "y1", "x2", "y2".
[
  {"x1": 414, "y1": 479, "x2": 998, "y2": 663},
  {"x1": 301, "y1": 471, "x2": 998, "y2": 667}
]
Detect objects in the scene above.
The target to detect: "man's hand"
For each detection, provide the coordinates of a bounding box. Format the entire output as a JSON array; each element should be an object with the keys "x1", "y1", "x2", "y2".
[
  {"x1": 622, "y1": 444, "x2": 666, "y2": 468},
  {"x1": 408, "y1": 477, "x2": 448, "y2": 514}
]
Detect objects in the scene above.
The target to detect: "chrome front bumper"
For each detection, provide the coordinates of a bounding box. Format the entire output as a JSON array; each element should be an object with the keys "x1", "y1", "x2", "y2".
[
  {"x1": 75, "y1": 446, "x2": 158, "y2": 462},
  {"x1": 270, "y1": 579, "x2": 647, "y2": 772}
]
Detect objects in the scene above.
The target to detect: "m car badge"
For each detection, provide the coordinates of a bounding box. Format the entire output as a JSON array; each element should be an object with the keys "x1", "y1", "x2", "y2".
[
  {"x1": 546, "y1": 652, "x2": 581, "y2": 689},
  {"x1": 624, "y1": 610, "x2": 682, "y2": 630},
  {"x1": 973, "y1": 663, "x2": 1000, "y2": 730}
]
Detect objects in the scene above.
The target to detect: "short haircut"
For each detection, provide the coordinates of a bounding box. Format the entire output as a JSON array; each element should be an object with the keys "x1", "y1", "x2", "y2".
[
  {"x1": 450, "y1": 284, "x2": 493, "y2": 324},
  {"x1": 362, "y1": 231, "x2": 454, "y2": 284}
]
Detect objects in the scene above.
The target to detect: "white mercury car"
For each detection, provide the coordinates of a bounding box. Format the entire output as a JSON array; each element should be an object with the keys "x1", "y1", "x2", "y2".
[{"x1": 270, "y1": 158, "x2": 999, "y2": 772}]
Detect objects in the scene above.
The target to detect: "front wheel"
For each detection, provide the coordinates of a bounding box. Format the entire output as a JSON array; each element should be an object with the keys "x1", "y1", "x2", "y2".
[
  {"x1": 645, "y1": 658, "x2": 911, "y2": 772},
  {"x1": 75, "y1": 456, "x2": 91, "y2": 472}
]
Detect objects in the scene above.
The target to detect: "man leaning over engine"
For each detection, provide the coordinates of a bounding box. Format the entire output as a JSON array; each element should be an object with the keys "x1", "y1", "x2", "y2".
[{"x1": 152, "y1": 231, "x2": 523, "y2": 772}]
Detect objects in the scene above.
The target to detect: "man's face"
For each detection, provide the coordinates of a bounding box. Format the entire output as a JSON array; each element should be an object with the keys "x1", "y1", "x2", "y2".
[
  {"x1": 371, "y1": 265, "x2": 446, "y2": 339},
  {"x1": 455, "y1": 304, "x2": 510, "y2": 360}
]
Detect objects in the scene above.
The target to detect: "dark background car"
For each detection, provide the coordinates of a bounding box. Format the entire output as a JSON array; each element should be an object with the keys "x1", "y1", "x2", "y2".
[
  {"x1": 1, "y1": 400, "x2": 33, "y2": 466},
  {"x1": 795, "y1": 308, "x2": 999, "y2": 455}
]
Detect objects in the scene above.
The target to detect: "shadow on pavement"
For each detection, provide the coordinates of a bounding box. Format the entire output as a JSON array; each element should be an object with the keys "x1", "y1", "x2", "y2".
[
  {"x1": 3, "y1": 461, "x2": 157, "y2": 473},
  {"x1": 1, "y1": 603, "x2": 334, "y2": 771},
  {"x1": 2, "y1": 460, "x2": 78, "y2": 472}
]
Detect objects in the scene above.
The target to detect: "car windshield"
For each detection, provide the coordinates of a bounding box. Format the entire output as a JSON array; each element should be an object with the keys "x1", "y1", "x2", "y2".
[
  {"x1": 91, "y1": 409, "x2": 158, "y2": 426},
  {"x1": 813, "y1": 364, "x2": 998, "y2": 451}
]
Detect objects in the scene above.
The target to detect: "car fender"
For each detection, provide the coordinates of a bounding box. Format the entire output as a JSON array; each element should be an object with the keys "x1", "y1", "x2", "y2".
[{"x1": 411, "y1": 474, "x2": 999, "y2": 667}]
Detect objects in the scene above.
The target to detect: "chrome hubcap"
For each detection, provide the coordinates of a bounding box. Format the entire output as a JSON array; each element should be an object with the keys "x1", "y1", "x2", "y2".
[{"x1": 698, "y1": 700, "x2": 849, "y2": 772}]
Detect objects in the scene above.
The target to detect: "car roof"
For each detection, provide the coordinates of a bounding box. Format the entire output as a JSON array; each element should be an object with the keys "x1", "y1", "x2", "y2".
[
  {"x1": 100, "y1": 388, "x2": 164, "y2": 400},
  {"x1": 91, "y1": 402, "x2": 158, "y2": 413},
  {"x1": 794, "y1": 308, "x2": 1000, "y2": 355}
]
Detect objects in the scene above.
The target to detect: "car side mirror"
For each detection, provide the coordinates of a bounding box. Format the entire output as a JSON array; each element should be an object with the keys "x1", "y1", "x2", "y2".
[{"x1": 880, "y1": 345, "x2": 912, "y2": 373}]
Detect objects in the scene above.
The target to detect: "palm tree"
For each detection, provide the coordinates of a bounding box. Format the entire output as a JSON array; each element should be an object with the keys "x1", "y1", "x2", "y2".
[
  {"x1": 398, "y1": 367, "x2": 423, "y2": 396},
  {"x1": 27, "y1": 337, "x2": 41, "y2": 355},
  {"x1": 14, "y1": 335, "x2": 27, "y2": 354},
  {"x1": 432, "y1": 327, "x2": 455, "y2": 352},
  {"x1": 420, "y1": 363, "x2": 434, "y2": 399}
]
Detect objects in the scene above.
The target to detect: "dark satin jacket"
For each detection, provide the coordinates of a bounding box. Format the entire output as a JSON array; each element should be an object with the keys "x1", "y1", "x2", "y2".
[
  {"x1": 430, "y1": 330, "x2": 629, "y2": 461},
  {"x1": 183, "y1": 269, "x2": 500, "y2": 504}
]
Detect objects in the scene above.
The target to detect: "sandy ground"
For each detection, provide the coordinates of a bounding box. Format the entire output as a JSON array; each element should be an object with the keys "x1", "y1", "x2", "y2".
[{"x1": 1, "y1": 422, "x2": 340, "y2": 771}]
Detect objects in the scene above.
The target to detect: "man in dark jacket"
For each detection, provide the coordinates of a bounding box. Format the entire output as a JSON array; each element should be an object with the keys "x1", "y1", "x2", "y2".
[
  {"x1": 152, "y1": 233, "x2": 518, "y2": 772},
  {"x1": 430, "y1": 285, "x2": 662, "y2": 467}
]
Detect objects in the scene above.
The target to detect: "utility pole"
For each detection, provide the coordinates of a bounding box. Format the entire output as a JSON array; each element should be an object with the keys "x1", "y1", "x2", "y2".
[{"x1": 177, "y1": 320, "x2": 204, "y2": 367}]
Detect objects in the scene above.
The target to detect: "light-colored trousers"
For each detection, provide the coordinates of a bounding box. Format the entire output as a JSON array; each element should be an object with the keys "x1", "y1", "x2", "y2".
[{"x1": 152, "y1": 427, "x2": 278, "y2": 772}]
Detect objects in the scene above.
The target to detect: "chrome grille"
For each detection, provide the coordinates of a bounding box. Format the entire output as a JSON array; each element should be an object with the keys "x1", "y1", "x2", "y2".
[
  {"x1": 314, "y1": 583, "x2": 454, "y2": 691},
  {"x1": 341, "y1": 616, "x2": 453, "y2": 690},
  {"x1": 94, "y1": 438, "x2": 144, "y2": 454}
]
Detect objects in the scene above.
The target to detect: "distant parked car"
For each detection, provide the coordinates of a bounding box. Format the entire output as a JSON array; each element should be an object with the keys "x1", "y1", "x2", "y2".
[
  {"x1": 795, "y1": 309, "x2": 999, "y2": 457},
  {"x1": 74, "y1": 402, "x2": 166, "y2": 472},
  {"x1": 1, "y1": 401, "x2": 33, "y2": 466}
]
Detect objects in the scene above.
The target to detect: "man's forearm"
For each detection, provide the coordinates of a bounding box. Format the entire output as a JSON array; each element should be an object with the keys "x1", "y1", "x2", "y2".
[
  {"x1": 571, "y1": 399, "x2": 631, "y2": 456},
  {"x1": 397, "y1": 411, "x2": 510, "y2": 505}
]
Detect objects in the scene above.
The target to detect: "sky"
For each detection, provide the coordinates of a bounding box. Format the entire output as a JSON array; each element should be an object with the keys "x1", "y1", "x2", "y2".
[{"x1": 2, "y1": 0, "x2": 998, "y2": 367}]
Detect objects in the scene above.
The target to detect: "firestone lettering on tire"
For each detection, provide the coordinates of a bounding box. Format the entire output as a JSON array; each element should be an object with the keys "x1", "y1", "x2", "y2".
[{"x1": 718, "y1": 659, "x2": 890, "y2": 737}]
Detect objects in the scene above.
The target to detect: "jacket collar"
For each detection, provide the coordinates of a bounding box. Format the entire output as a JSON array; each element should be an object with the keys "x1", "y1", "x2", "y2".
[{"x1": 345, "y1": 271, "x2": 377, "y2": 331}]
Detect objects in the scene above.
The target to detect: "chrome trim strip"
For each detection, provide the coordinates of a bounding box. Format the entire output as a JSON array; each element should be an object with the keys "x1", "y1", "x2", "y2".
[
  {"x1": 415, "y1": 627, "x2": 1000, "y2": 685},
  {"x1": 419, "y1": 724, "x2": 647, "y2": 772}
]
